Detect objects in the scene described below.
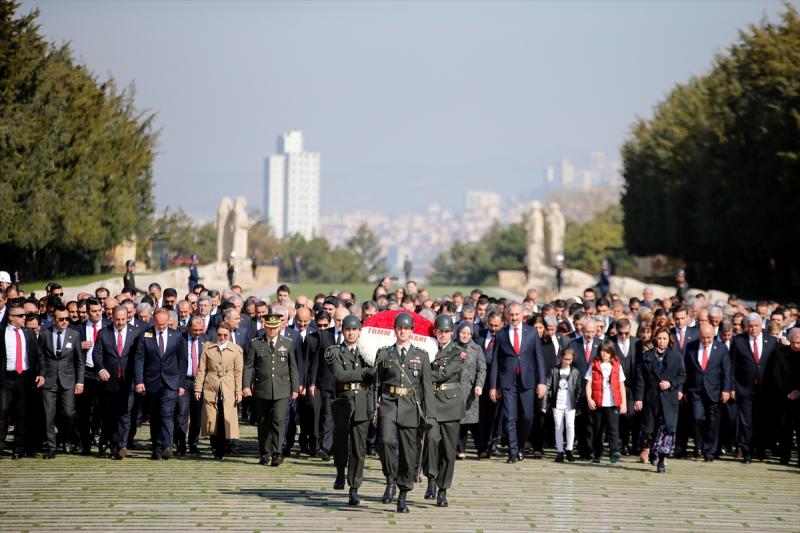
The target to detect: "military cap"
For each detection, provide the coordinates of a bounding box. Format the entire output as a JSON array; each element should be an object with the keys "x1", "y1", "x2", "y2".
[
  {"x1": 263, "y1": 313, "x2": 282, "y2": 328},
  {"x1": 342, "y1": 315, "x2": 361, "y2": 330},
  {"x1": 394, "y1": 312, "x2": 414, "y2": 329},
  {"x1": 434, "y1": 314, "x2": 454, "y2": 331}
]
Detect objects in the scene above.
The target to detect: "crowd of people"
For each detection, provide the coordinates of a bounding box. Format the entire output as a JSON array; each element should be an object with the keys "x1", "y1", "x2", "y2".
[{"x1": 0, "y1": 267, "x2": 799, "y2": 512}]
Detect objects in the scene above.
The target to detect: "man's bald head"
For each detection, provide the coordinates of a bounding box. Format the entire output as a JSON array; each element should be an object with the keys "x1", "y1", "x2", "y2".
[{"x1": 699, "y1": 324, "x2": 715, "y2": 345}]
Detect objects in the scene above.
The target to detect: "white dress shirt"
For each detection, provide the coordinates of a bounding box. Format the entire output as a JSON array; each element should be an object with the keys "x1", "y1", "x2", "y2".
[{"x1": 5, "y1": 326, "x2": 28, "y2": 372}]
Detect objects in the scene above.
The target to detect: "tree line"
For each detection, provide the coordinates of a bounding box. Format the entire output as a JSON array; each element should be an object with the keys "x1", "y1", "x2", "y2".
[
  {"x1": 0, "y1": 1, "x2": 158, "y2": 280},
  {"x1": 620, "y1": 5, "x2": 799, "y2": 298}
]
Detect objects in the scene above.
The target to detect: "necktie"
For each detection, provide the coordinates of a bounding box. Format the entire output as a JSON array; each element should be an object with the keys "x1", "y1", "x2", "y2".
[
  {"x1": 56, "y1": 331, "x2": 63, "y2": 354},
  {"x1": 92, "y1": 323, "x2": 98, "y2": 343},
  {"x1": 400, "y1": 347, "x2": 407, "y2": 363},
  {"x1": 487, "y1": 334, "x2": 495, "y2": 351},
  {"x1": 157, "y1": 331, "x2": 165, "y2": 357},
  {"x1": 269, "y1": 340, "x2": 275, "y2": 352},
  {"x1": 752, "y1": 338, "x2": 759, "y2": 365},
  {"x1": 350, "y1": 347, "x2": 356, "y2": 357},
  {"x1": 191, "y1": 340, "x2": 198, "y2": 376},
  {"x1": 513, "y1": 326, "x2": 520, "y2": 355},
  {"x1": 116, "y1": 330, "x2": 124, "y2": 378},
  {"x1": 337, "y1": 331, "x2": 343, "y2": 345},
  {"x1": 14, "y1": 328, "x2": 23, "y2": 374},
  {"x1": 585, "y1": 340, "x2": 591, "y2": 363},
  {"x1": 701, "y1": 344, "x2": 709, "y2": 371},
  {"x1": 679, "y1": 329, "x2": 685, "y2": 349}
]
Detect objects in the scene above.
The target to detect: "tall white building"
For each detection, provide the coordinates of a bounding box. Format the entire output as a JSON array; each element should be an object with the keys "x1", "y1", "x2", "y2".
[{"x1": 264, "y1": 130, "x2": 320, "y2": 239}]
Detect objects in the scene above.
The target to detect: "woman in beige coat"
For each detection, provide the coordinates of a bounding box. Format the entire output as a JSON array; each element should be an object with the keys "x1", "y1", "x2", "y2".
[{"x1": 194, "y1": 323, "x2": 243, "y2": 460}]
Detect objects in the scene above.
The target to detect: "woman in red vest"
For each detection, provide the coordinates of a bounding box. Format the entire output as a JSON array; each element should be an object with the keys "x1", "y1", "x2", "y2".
[{"x1": 585, "y1": 339, "x2": 627, "y2": 464}]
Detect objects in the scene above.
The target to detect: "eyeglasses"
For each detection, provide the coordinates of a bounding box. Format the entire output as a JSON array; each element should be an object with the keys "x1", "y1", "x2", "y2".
[
  {"x1": 9, "y1": 313, "x2": 25, "y2": 318},
  {"x1": 55, "y1": 317, "x2": 70, "y2": 322},
  {"x1": 217, "y1": 333, "x2": 230, "y2": 339},
  {"x1": 53, "y1": 292, "x2": 64, "y2": 297},
  {"x1": 618, "y1": 331, "x2": 630, "y2": 337}
]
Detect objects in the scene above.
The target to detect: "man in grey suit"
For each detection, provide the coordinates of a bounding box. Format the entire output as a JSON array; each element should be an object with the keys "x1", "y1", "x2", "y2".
[{"x1": 38, "y1": 305, "x2": 85, "y2": 458}]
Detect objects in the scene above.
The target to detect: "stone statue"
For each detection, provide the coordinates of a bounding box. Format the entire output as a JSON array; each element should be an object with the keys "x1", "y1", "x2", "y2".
[
  {"x1": 231, "y1": 197, "x2": 249, "y2": 260},
  {"x1": 526, "y1": 201, "x2": 546, "y2": 277},
  {"x1": 216, "y1": 196, "x2": 250, "y2": 264},
  {"x1": 216, "y1": 197, "x2": 233, "y2": 264},
  {"x1": 546, "y1": 202, "x2": 566, "y2": 265}
]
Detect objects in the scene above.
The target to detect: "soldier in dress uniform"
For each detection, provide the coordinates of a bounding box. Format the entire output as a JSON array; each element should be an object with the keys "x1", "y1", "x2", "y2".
[
  {"x1": 326, "y1": 315, "x2": 376, "y2": 506},
  {"x1": 242, "y1": 313, "x2": 299, "y2": 466},
  {"x1": 423, "y1": 314, "x2": 466, "y2": 507},
  {"x1": 374, "y1": 312, "x2": 433, "y2": 513}
]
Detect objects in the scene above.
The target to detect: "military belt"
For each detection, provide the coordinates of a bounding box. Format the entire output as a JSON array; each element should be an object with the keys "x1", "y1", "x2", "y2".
[
  {"x1": 340, "y1": 382, "x2": 361, "y2": 391},
  {"x1": 433, "y1": 382, "x2": 459, "y2": 391},
  {"x1": 384, "y1": 385, "x2": 414, "y2": 396}
]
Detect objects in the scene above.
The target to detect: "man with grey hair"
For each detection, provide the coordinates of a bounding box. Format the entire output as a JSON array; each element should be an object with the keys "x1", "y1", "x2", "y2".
[
  {"x1": 197, "y1": 295, "x2": 212, "y2": 333},
  {"x1": 569, "y1": 317, "x2": 600, "y2": 459},
  {"x1": 708, "y1": 306, "x2": 723, "y2": 335},
  {"x1": 136, "y1": 302, "x2": 153, "y2": 326},
  {"x1": 731, "y1": 311, "x2": 779, "y2": 463}
]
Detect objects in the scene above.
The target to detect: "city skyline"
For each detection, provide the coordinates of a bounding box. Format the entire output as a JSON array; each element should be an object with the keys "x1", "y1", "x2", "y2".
[{"x1": 22, "y1": 0, "x2": 785, "y2": 218}]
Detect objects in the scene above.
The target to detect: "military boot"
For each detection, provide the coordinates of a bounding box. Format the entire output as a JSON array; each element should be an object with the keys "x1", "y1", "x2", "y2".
[
  {"x1": 424, "y1": 477, "x2": 436, "y2": 500},
  {"x1": 381, "y1": 479, "x2": 396, "y2": 504},
  {"x1": 396, "y1": 489, "x2": 410, "y2": 513}
]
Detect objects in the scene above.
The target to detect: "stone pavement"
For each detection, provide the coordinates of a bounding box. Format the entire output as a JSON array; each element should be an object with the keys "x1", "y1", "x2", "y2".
[{"x1": 1, "y1": 423, "x2": 798, "y2": 532}]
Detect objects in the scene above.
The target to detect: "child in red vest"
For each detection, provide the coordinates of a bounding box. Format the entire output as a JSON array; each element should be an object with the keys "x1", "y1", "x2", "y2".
[{"x1": 585, "y1": 339, "x2": 627, "y2": 464}]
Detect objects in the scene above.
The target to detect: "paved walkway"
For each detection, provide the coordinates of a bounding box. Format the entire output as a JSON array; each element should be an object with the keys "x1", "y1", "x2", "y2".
[{"x1": 1, "y1": 424, "x2": 798, "y2": 532}]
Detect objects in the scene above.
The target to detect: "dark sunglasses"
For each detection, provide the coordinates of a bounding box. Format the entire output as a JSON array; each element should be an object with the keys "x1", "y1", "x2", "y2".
[
  {"x1": 9, "y1": 313, "x2": 25, "y2": 318},
  {"x1": 55, "y1": 317, "x2": 70, "y2": 322}
]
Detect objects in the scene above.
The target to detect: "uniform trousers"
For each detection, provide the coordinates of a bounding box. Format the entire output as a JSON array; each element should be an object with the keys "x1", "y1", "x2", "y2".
[
  {"x1": 332, "y1": 398, "x2": 370, "y2": 488},
  {"x1": 255, "y1": 397, "x2": 288, "y2": 457},
  {"x1": 424, "y1": 419, "x2": 459, "y2": 489},
  {"x1": 379, "y1": 415, "x2": 418, "y2": 491},
  {"x1": 42, "y1": 384, "x2": 76, "y2": 451}
]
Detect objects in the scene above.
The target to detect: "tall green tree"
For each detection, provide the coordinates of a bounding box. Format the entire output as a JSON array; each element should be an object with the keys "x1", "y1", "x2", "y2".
[
  {"x1": 0, "y1": 1, "x2": 157, "y2": 278},
  {"x1": 429, "y1": 221, "x2": 527, "y2": 285},
  {"x1": 564, "y1": 206, "x2": 635, "y2": 277},
  {"x1": 346, "y1": 223, "x2": 387, "y2": 283},
  {"x1": 621, "y1": 5, "x2": 800, "y2": 297}
]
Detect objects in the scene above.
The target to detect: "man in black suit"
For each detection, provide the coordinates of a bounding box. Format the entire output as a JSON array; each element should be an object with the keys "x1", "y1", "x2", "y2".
[
  {"x1": 292, "y1": 306, "x2": 315, "y2": 455},
  {"x1": 684, "y1": 324, "x2": 732, "y2": 461},
  {"x1": 75, "y1": 298, "x2": 106, "y2": 455},
  {"x1": 174, "y1": 316, "x2": 208, "y2": 455},
  {"x1": 568, "y1": 317, "x2": 600, "y2": 459},
  {"x1": 672, "y1": 305, "x2": 698, "y2": 456},
  {"x1": 610, "y1": 318, "x2": 641, "y2": 455},
  {"x1": 732, "y1": 312, "x2": 778, "y2": 463},
  {"x1": 93, "y1": 305, "x2": 140, "y2": 459},
  {"x1": 135, "y1": 308, "x2": 188, "y2": 460},
  {"x1": 306, "y1": 307, "x2": 342, "y2": 459},
  {"x1": 476, "y1": 310, "x2": 502, "y2": 458},
  {"x1": 0, "y1": 303, "x2": 44, "y2": 458},
  {"x1": 488, "y1": 302, "x2": 546, "y2": 463},
  {"x1": 38, "y1": 305, "x2": 85, "y2": 458}
]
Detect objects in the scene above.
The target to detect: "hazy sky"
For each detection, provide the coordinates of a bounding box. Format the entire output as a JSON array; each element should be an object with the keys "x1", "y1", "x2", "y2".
[{"x1": 22, "y1": 0, "x2": 785, "y2": 218}]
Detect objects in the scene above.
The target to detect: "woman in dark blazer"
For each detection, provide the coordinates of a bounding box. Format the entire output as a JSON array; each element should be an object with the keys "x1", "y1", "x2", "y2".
[{"x1": 635, "y1": 326, "x2": 686, "y2": 473}]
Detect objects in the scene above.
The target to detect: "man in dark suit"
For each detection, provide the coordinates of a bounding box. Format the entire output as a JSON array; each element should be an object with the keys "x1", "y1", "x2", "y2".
[
  {"x1": 671, "y1": 305, "x2": 698, "y2": 456},
  {"x1": 610, "y1": 318, "x2": 642, "y2": 455},
  {"x1": 92, "y1": 305, "x2": 140, "y2": 459},
  {"x1": 476, "y1": 310, "x2": 502, "y2": 458},
  {"x1": 292, "y1": 306, "x2": 314, "y2": 455},
  {"x1": 488, "y1": 302, "x2": 546, "y2": 463},
  {"x1": 732, "y1": 312, "x2": 778, "y2": 463},
  {"x1": 135, "y1": 308, "x2": 188, "y2": 460},
  {"x1": 306, "y1": 308, "x2": 342, "y2": 459},
  {"x1": 684, "y1": 323, "x2": 732, "y2": 461},
  {"x1": 0, "y1": 303, "x2": 44, "y2": 458},
  {"x1": 174, "y1": 316, "x2": 208, "y2": 455},
  {"x1": 568, "y1": 317, "x2": 600, "y2": 459},
  {"x1": 75, "y1": 297, "x2": 106, "y2": 455},
  {"x1": 37, "y1": 305, "x2": 85, "y2": 458}
]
